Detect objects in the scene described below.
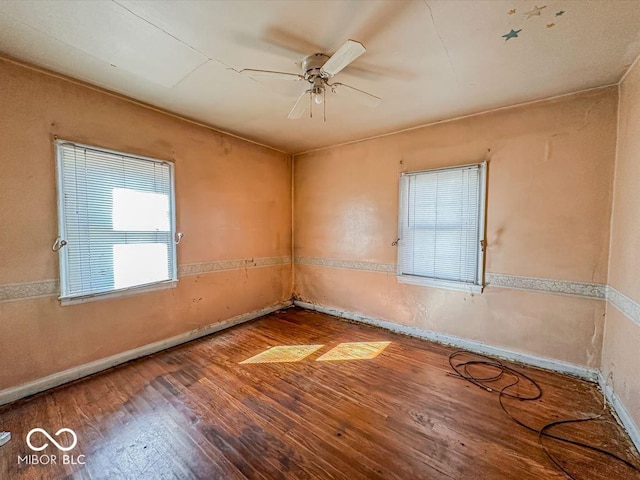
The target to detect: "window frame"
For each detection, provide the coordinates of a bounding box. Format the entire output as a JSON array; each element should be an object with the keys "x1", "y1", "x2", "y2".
[
  {"x1": 54, "y1": 139, "x2": 178, "y2": 305},
  {"x1": 396, "y1": 161, "x2": 487, "y2": 293}
]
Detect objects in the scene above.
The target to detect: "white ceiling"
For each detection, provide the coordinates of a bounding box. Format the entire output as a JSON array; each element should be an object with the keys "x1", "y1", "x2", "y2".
[{"x1": 1, "y1": 0, "x2": 639, "y2": 153}]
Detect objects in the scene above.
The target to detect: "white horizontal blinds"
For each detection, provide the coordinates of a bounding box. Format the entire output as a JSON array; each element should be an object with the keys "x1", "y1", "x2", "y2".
[
  {"x1": 399, "y1": 165, "x2": 481, "y2": 284},
  {"x1": 59, "y1": 143, "x2": 175, "y2": 298}
]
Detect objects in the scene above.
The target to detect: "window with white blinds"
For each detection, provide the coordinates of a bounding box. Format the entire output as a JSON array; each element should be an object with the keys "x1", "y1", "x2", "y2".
[
  {"x1": 397, "y1": 162, "x2": 486, "y2": 292},
  {"x1": 55, "y1": 140, "x2": 177, "y2": 301}
]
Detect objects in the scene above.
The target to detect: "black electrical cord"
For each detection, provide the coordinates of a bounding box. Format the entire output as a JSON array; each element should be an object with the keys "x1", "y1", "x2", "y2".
[{"x1": 447, "y1": 351, "x2": 640, "y2": 480}]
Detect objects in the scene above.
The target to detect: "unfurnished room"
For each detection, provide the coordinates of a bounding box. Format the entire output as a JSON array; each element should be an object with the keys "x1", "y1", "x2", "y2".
[{"x1": 1, "y1": 1, "x2": 640, "y2": 479}]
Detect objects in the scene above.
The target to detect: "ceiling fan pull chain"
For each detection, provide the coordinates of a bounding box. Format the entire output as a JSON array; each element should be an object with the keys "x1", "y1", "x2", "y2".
[{"x1": 323, "y1": 88, "x2": 326, "y2": 123}]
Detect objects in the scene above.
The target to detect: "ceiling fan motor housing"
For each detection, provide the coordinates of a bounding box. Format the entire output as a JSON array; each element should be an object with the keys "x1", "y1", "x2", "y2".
[{"x1": 302, "y1": 53, "x2": 329, "y2": 80}]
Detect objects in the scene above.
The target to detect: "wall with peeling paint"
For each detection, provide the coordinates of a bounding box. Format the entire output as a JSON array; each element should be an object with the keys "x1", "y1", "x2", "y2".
[
  {"x1": 602, "y1": 58, "x2": 640, "y2": 428},
  {"x1": 1, "y1": 51, "x2": 634, "y2": 416},
  {"x1": 294, "y1": 86, "x2": 618, "y2": 368},
  {"x1": 0, "y1": 59, "x2": 293, "y2": 390}
]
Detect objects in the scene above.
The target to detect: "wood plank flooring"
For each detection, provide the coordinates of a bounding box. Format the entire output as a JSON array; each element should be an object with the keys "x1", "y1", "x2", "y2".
[{"x1": 1, "y1": 307, "x2": 639, "y2": 479}]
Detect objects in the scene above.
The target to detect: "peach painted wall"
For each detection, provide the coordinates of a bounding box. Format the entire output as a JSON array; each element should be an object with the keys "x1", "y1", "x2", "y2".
[
  {"x1": 602, "y1": 58, "x2": 640, "y2": 427},
  {"x1": 0, "y1": 59, "x2": 292, "y2": 390},
  {"x1": 294, "y1": 86, "x2": 618, "y2": 368}
]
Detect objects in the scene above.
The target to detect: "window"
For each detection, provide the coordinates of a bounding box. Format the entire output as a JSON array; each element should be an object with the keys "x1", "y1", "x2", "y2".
[
  {"x1": 397, "y1": 162, "x2": 487, "y2": 292},
  {"x1": 55, "y1": 140, "x2": 177, "y2": 303}
]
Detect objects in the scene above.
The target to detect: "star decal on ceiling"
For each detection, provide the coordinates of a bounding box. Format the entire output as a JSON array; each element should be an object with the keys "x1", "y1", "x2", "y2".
[
  {"x1": 546, "y1": 23, "x2": 555, "y2": 28},
  {"x1": 524, "y1": 5, "x2": 547, "y2": 19},
  {"x1": 556, "y1": 10, "x2": 565, "y2": 17},
  {"x1": 502, "y1": 29, "x2": 522, "y2": 41},
  {"x1": 508, "y1": 9, "x2": 517, "y2": 15}
]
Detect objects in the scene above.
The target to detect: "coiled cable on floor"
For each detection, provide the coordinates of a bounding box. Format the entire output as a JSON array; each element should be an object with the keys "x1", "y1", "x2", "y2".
[{"x1": 447, "y1": 351, "x2": 640, "y2": 480}]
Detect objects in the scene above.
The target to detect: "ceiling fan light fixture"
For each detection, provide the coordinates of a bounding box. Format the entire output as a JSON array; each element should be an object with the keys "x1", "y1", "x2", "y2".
[{"x1": 313, "y1": 86, "x2": 324, "y2": 105}]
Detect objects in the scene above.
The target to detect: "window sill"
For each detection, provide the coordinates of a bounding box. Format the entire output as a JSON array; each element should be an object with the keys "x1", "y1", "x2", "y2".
[
  {"x1": 396, "y1": 274, "x2": 483, "y2": 293},
  {"x1": 59, "y1": 280, "x2": 178, "y2": 306}
]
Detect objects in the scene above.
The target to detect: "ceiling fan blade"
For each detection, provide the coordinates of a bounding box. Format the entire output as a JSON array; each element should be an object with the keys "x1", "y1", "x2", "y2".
[
  {"x1": 239, "y1": 69, "x2": 304, "y2": 81},
  {"x1": 320, "y1": 40, "x2": 366, "y2": 78},
  {"x1": 288, "y1": 90, "x2": 310, "y2": 119},
  {"x1": 331, "y1": 82, "x2": 381, "y2": 108}
]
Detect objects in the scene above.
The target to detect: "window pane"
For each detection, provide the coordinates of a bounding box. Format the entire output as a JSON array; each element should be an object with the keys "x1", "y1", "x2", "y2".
[
  {"x1": 112, "y1": 188, "x2": 170, "y2": 231},
  {"x1": 113, "y1": 243, "x2": 169, "y2": 289}
]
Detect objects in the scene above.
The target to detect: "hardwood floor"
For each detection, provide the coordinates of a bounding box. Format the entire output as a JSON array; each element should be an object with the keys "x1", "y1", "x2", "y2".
[{"x1": 1, "y1": 307, "x2": 639, "y2": 479}]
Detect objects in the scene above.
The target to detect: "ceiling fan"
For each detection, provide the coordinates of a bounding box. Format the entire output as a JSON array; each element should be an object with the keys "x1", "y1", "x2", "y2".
[{"x1": 239, "y1": 39, "x2": 381, "y2": 120}]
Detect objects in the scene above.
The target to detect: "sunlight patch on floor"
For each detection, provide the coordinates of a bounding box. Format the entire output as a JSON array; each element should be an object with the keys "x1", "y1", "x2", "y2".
[
  {"x1": 316, "y1": 341, "x2": 391, "y2": 362},
  {"x1": 239, "y1": 344, "x2": 324, "y2": 364}
]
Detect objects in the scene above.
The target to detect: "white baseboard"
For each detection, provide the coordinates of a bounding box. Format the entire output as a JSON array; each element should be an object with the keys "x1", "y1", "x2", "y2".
[
  {"x1": 294, "y1": 300, "x2": 600, "y2": 382},
  {"x1": 598, "y1": 372, "x2": 640, "y2": 454},
  {"x1": 0, "y1": 300, "x2": 292, "y2": 406}
]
